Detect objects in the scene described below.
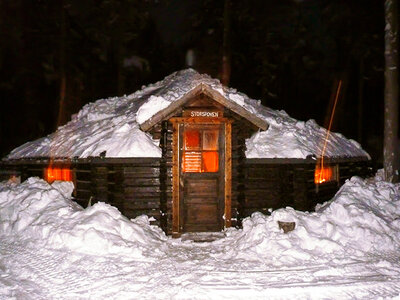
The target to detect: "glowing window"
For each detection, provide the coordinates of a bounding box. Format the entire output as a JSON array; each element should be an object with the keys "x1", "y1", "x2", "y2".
[
  {"x1": 184, "y1": 130, "x2": 200, "y2": 150},
  {"x1": 44, "y1": 167, "x2": 72, "y2": 183},
  {"x1": 182, "y1": 128, "x2": 219, "y2": 173},
  {"x1": 202, "y1": 151, "x2": 219, "y2": 172},
  {"x1": 314, "y1": 165, "x2": 338, "y2": 184}
]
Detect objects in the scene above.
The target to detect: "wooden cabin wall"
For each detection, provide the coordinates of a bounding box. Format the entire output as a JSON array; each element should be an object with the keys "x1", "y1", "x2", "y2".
[
  {"x1": 242, "y1": 159, "x2": 374, "y2": 220},
  {"x1": 1, "y1": 158, "x2": 164, "y2": 228},
  {"x1": 114, "y1": 159, "x2": 162, "y2": 226},
  {"x1": 230, "y1": 121, "x2": 252, "y2": 228},
  {"x1": 1, "y1": 155, "x2": 373, "y2": 235},
  {"x1": 157, "y1": 121, "x2": 173, "y2": 234},
  {"x1": 242, "y1": 162, "x2": 295, "y2": 217},
  {"x1": 75, "y1": 159, "x2": 163, "y2": 227},
  {"x1": 74, "y1": 163, "x2": 92, "y2": 207},
  {"x1": 310, "y1": 160, "x2": 374, "y2": 208}
]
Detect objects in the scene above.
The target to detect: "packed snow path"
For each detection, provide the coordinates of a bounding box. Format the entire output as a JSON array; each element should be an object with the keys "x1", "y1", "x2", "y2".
[{"x1": 1, "y1": 236, "x2": 400, "y2": 299}]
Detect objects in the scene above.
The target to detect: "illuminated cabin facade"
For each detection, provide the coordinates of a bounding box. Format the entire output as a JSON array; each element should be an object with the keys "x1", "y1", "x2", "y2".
[{"x1": 1, "y1": 71, "x2": 373, "y2": 236}]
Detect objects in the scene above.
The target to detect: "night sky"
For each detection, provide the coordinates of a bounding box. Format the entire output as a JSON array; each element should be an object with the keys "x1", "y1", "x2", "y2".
[{"x1": 0, "y1": 0, "x2": 391, "y2": 164}]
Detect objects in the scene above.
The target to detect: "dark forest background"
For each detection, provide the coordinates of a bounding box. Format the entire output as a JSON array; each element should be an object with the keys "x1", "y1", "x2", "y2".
[{"x1": 0, "y1": 0, "x2": 389, "y2": 164}]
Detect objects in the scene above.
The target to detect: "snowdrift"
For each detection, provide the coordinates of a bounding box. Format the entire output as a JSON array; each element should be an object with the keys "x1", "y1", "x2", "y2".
[
  {"x1": 219, "y1": 174, "x2": 400, "y2": 265},
  {"x1": 1, "y1": 174, "x2": 399, "y2": 265},
  {"x1": 0, "y1": 177, "x2": 167, "y2": 257}
]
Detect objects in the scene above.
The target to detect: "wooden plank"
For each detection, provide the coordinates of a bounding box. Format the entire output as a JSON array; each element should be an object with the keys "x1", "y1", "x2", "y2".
[
  {"x1": 123, "y1": 201, "x2": 160, "y2": 210},
  {"x1": 125, "y1": 186, "x2": 161, "y2": 194},
  {"x1": 182, "y1": 107, "x2": 223, "y2": 118},
  {"x1": 122, "y1": 177, "x2": 160, "y2": 186},
  {"x1": 245, "y1": 157, "x2": 370, "y2": 165},
  {"x1": 75, "y1": 191, "x2": 92, "y2": 203},
  {"x1": 224, "y1": 121, "x2": 232, "y2": 228},
  {"x1": 171, "y1": 121, "x2": 180, "y2": 236},
  {"x1": 186, "y1": 179, "x2": 218, "y2": 196},
  {"x1": 88, "y1": 157, "x2": 161, "y2": 165},
  {"x1": 123, "y1": 166, "x2": 160, "y2": 174}
]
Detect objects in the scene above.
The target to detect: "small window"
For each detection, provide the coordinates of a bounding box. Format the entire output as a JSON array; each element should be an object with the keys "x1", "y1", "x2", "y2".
[
  {"x1": 182, "y1": 152, "x2": 202, "y2": 173},
  {"x1": 184, "y1": 130, "x2": 200, "y2": 150},
  {"x1": 202, "y1": 151, "x2": 219, "y2": 172},
  {"x1": 203, "y1": 130, "x2": 218, "y2": 150},
  {"x1": 182, "y1": 127, "x2": 219, "y2": 173},
  {"x1": 314, "y1": 164, "x2": 338, "y2": 184},
  {"x1": 44, "y1": 166, "x2": 72, "y2": 183}
]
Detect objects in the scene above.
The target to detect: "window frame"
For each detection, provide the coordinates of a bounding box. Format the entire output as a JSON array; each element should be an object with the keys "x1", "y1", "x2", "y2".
[{"x1": 182, "y1": 125, "x2": 220, "y2": 173}]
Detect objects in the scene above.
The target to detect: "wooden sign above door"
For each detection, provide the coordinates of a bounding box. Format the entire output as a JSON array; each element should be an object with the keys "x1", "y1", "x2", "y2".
[{"x1": 182, "y1": 108, "x2": 223, "y2": 118}]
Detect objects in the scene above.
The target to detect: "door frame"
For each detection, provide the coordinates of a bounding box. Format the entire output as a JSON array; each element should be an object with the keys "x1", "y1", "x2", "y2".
[{"x1": 170, "y1": 117, "x2": 232, "y2": 237}]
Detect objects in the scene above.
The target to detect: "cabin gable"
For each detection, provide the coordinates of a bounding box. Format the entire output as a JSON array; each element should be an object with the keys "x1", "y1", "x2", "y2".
[
  {"x1": 139, "y1": 83, "x2": 269, "y2": 132},
  {"x1": 142, "y1": 91, "x2": 260, "y2": 236}
]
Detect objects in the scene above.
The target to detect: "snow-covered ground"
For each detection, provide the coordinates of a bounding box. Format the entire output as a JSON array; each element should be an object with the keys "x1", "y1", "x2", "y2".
[{"x1": 1, "y1": 173, "x2": 400, "y2": 299}]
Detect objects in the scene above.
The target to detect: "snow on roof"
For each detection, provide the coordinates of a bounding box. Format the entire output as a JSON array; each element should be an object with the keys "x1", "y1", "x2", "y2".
[{"x1": 5, "y1": 69, "x2": 369, "y2": 160}]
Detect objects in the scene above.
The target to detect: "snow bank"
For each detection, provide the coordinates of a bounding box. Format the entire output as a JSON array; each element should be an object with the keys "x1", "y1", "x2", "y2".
[
  {"x1": 0, "y1": 178, "x2": 166, "y2": 256},
  {"x1": 6, "y1": 69, "x2": 369, "y2": 160},
  {"x1": 1, "y1": 174, "x2": 399, "y2": 266},
  {"x1": 218, "y1": 175, "x2": 400, "y2": 265}
]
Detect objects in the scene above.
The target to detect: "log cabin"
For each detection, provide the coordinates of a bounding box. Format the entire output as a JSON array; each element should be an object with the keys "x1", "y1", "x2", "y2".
[{"x1": 1, "y1": 69, "x2": 372, "y2": 236}]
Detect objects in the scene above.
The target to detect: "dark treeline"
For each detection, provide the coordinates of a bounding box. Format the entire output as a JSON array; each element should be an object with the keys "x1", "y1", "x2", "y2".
[{"x1": 0, "y1": 0, "x2": 385, "y2": 162}]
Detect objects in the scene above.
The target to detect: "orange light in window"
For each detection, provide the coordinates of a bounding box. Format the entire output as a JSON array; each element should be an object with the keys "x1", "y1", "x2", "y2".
[
  {"x1": 315, "y1": 165, "x2": 333, "y2": 184},
  {"x1": 45, "y1": 167, "x2": 72, "y2": 183},
  {"x1": 202, "y1": 152, "x2": 219, "y2": 172},
  {"x1": 185, "y1": 130, "x2": 200, "y2": 150},
  {"x1": 62, "y1": 168, "x2": 72, "y2": 181}
]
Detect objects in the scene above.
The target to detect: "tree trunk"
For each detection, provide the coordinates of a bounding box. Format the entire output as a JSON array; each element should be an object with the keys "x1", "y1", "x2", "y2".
[
  {"x1": 357, "y1": 59, "x2": 364, "y2": 144},
  {"x1": 221, "y1": 0, "x2": 231, "y2": 86},
  {"x1": 384, "y1": 0, "x2": 399, "y2": 183},
  {"x1": 57, "y1": 1, "x2": 67, "y2": 128}
]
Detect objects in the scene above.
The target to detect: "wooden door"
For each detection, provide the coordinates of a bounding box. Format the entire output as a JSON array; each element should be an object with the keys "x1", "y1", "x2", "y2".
[{"x1": 179, "y1": 124, "x2": 225, "y2": 232}]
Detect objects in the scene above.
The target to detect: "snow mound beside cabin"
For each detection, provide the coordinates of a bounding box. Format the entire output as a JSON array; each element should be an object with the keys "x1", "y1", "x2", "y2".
[
  {"x1": 6, "y1": 69, "x2": 369, "y2": 159},
  {"x1": 217, "y1": 175, "x2": 400, "y2": 265},
  {"x1": 0, "y1": 177, "x2": 167, "y2": 257},
  {"x1": 0, "y1": 174, "x2": 399, "y2": 268}
]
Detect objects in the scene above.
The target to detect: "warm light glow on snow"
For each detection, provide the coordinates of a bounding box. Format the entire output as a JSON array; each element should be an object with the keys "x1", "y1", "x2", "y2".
[{"x1": 315, "y1": 165, "x2": 334, "y2": 184}]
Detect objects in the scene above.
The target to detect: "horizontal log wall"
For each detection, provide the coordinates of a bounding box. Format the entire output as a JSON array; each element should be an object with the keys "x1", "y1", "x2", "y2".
[
  {"x1": 85, "y1": 159, "x2": 163, "y2": 227},
  {"x1": 230, "y1": 119, "x2": 254, "y2": 228},
  {"x1": 1, "y1": 158, "x2": 163, "y2": 228},
  {"x1": 1, "y1": 154, "x2": 373, "y2": 234},
  {"x1": 152, "y1": 121, "x2": 173, "y2": 234},
  {"x1": 242, "y1": 159, "x2": 374, "y2": 220}
]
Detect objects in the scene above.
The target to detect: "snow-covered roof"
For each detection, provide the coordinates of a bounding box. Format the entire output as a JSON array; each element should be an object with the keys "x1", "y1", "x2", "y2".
[{"x1": 5, "y1": 69, "x2": 369, "y2": 160}]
